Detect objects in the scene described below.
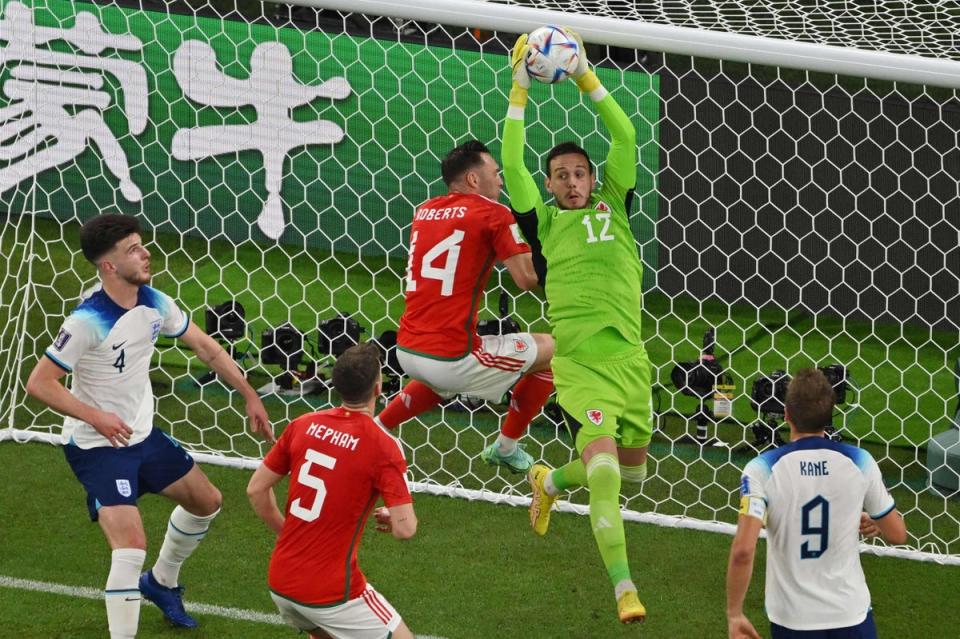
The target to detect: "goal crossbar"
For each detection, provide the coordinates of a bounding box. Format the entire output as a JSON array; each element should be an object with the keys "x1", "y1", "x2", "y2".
[{"x1": 286, "y1": 0, "x2": 960, "y2": 89}]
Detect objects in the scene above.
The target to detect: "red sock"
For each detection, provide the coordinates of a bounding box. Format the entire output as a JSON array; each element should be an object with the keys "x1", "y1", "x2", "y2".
[
  {"x1": 377, "y1": 380, "x2": 442, "y2": 429},
  {"x1": 501, "y1": 370, "x2": 554, "y2": 439}
]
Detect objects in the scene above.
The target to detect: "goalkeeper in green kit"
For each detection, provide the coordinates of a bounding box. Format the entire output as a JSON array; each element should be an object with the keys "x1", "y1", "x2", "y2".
[{"x1": 502, "y1": 28, "x2": 650, "y2": 624}]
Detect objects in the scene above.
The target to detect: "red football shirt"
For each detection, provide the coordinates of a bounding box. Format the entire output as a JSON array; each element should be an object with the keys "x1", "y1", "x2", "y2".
[
  {"x1": 263, "y1": 407, "x2": 411, "y2": 605},
  {"x1": 398, "y1": 192, "x2": 530, "y2": 358}
]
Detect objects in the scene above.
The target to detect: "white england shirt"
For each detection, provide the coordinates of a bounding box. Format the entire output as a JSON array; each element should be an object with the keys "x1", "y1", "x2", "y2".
[
  {"x1": 44, "y1": 286, "x2": 189, "y2": 449},
  {"x1": 739, "y1": 436, "x2": 895, "y2": 631}
]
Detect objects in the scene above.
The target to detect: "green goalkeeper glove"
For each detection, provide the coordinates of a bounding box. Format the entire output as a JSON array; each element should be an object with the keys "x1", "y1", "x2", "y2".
[
  {"x1": 510, "y1": 33, "x2": 530, "y2": 108},
  {"x1": 562, "y1": 27, "x2": 602, "y2": 93}
]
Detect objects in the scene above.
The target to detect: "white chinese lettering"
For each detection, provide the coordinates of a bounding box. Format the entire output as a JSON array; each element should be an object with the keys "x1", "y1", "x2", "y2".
[
  {"x1": 0, "y1": 2, "x2": 147, "y2": 200},
  {"x1": 171, "y1": 40, "x2": 351, "y2": 239}
]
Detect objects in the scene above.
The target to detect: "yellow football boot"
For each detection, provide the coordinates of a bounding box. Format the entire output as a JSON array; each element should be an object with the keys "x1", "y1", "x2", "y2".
[
  {"x1": 528, "y1": 463, "x2": 557, "y2": 536},
  {"x1": 617, "y1": 590, "x2": 647, "y2": 624}
]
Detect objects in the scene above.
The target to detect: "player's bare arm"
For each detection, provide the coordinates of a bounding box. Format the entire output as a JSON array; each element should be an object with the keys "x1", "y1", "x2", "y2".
[
  {"x1": 725, "y1": 514, "x2": 763, "y2": 639},
  {"x1": 502, "y1": 252, "x2": 539, "y2": 291},
  {"x1": 373, "y1": 503, "x2": 417, "y2": 539},
  {"x1": 25, "y1": 356, "x2": 133, "y2": 447},
  {"x1": 246, "y1": 462, "x2": 285, "y2": 534},
  {"x1": 872, "y1": 507, "x2": 907, "y2": 544},
  {"x1": 178, "y1": 321, "x2": 275, "y2": 443}
]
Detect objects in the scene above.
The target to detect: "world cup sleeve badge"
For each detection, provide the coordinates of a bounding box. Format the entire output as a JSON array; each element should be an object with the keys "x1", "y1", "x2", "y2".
[{"x1": 53, "y1": 328, "x2": 72, "y2": 351}]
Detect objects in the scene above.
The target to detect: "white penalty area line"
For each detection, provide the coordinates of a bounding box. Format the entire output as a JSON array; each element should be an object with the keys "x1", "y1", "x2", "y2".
[{"x1": 0, "y1": 575, "x2": 450, "y2": 639}]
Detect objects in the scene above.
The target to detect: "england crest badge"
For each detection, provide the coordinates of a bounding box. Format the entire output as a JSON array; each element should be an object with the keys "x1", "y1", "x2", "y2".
[
  {"x1": 116, "y1": 479, "x2": 132, "y2": 497},
  {"x1": 150, "y1": 320, "x2": 162, "y2": 343}
]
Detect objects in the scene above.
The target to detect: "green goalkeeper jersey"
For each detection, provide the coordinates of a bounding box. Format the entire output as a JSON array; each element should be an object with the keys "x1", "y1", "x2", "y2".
[{"x1": 503, "y1": 92, "x2": 642, "y2": 356}]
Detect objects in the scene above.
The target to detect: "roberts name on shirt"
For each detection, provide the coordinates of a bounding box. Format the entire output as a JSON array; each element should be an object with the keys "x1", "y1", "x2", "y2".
[
  {"x1": 305, "y1": 422, "x2": 360, "y2": 451},
  {"x1": 414, "y1": 206, "x2": 467, "y2": 221},
  {"x1": 800, "y1": 460, "x2": 829, "y2": 477}
]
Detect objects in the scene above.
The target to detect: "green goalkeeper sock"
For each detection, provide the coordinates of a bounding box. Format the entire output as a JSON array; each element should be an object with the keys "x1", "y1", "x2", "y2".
[
  {"x1": 585, "y1": 453, "x2": 631, "y2": 587},
  {"x1": 548, "y1": 459, "x2": 586, "y2": 494}
]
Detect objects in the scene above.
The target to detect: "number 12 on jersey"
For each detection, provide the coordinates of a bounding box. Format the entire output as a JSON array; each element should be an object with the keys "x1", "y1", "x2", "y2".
[
  {"x1": 406, "y1": 230, "x2": 465, "y2": 296},
  {"x1": 582, "y1": 212, "x2": 614, "y2": 243}
]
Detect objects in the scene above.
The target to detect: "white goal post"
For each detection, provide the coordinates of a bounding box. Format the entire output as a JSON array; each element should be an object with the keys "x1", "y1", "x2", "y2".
[
  {"x1": 306, "y1": 0, "x2": 960, "y2": 89},
  {"x1": 1, "y1": 0, "x2": 958, "y2": 565}
]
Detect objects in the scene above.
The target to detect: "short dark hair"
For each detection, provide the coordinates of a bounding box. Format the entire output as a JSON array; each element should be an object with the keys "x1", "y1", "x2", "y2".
[
  {"x1": 80, "y1": 214, "x2": 141, "y2": 264},
  {"x1": 441, "y1": 140, "x2": 490, "y2": 187},
  {"x1": 545, "y1": 142, "x2": 593, "y2": 175},
  {"x1": 785, "y1": 368, "x2": 835, "y2": 433},
  {"x1": 332, "y1": 343, "x2": 382, "y2": 404}
]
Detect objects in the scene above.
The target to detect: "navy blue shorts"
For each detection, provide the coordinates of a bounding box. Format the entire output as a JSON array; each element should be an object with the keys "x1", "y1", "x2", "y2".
[
  {"x1": 771, "y1": 611, "x2": 877, "y2": 639},
  {"x1": 64, "y1": 428, "x2": 195, "y2": 521}
]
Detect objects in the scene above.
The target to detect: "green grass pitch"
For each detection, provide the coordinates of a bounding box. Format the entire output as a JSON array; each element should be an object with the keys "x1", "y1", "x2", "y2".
[
  {"x1": 1, "y1": 215, "x2": 959, "y2": 637},
  {"x1": 1, "y1": 441, "x2": 958, "y2": 638},
  {"x1": 4, "y1": 215, "x2": 959, "y2": 555}
]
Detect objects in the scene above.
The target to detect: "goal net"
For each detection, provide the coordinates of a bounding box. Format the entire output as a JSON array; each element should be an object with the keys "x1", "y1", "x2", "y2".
[{"x1": 1, "y1": 0, "x2": 957, "y2": 563}]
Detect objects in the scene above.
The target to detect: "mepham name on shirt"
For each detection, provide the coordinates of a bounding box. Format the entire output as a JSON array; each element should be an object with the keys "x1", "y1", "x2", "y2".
[{"x1": 305, "y1": 422, "x2": 360, "y2": 451}]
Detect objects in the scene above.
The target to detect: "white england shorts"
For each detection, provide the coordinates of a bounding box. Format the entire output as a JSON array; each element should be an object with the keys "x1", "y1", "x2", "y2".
[
  {"x1": 397, "y1": 333, "x2": 539, "y2": 403},
  {"x1": 270, "y1": 584, "x2": 401, "y2": 639}
]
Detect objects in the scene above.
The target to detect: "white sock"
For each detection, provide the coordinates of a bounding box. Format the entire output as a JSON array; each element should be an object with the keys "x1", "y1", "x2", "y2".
[
  {"x1": 152, "y1": 506, "x2": 220, "y2": 588},
  {"x1": 614, "y1": 579, "x2": 637, "y2": 600},
  {"x1": 495, "y1": 434, "x2": 518, "y2": 455},
  {"x1": 105, "y1": 548, "x2": 145, "y2": 639},
  {"x1": 544, "y1": 471, "x2": 561, "y2": 497}
]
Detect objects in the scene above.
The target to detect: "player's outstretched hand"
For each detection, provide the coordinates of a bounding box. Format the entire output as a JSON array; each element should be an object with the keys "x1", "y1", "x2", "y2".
[
  {"x1": 511, "y1": 33, "x2": 531, "y2": 90},
  {"x1": 727, "y1": 614, "x2": 761, "y2": 639},
  {"x1": 561, "y1": 26, "x2": 590, "y2": 78},
  {"x1": 91, "y1": 410, "x2": 134, "y2": 447},
  {"x1": 246, "y1": 395, "x2": 276, "y2": 443},
  {"x1": 373, "y1": 506, "x2": 393, "y2": 533},
  {"x1": 859, "y1": 511, "x2": 881, "y2": 538}
]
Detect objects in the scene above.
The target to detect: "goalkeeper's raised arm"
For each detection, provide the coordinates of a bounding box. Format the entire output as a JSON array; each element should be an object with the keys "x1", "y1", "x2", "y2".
[
  {"x1": 562, "y1": 27, "x2": 638, "y2": 206},
  {"x1": 501, "y1": 33, "x2": 549, "y2": 286},
  {"x1": 501, "y1": 33, "x2": 544, "y2": 218}
]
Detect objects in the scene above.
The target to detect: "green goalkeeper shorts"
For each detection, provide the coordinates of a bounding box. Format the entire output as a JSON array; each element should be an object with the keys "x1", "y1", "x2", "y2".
[{"x1": 553, "y1": 342, "x2": 653, "y2": 454}]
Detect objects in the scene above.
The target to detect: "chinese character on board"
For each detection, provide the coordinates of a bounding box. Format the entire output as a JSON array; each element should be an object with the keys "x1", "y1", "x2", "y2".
[
  {"x1": 171, "y1": 40, "x2": 351, "y2": 239},
  {"x1": 0, "y1": 2, "x2": 147, "y2": 201}
]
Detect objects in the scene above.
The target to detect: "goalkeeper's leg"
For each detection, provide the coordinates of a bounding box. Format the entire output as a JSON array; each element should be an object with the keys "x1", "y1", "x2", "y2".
[
  {"x1": 528, "y1": 395, "x2": 590, "y2": 535},
  {"x1": 580, "y1": 435, "x2": 645, "y2": 624}
]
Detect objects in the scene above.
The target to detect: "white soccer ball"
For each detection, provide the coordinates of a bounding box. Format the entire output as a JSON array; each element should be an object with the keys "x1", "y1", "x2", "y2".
[{"x1": 524, "y1": 25, "x2": 580, "y2": 84}]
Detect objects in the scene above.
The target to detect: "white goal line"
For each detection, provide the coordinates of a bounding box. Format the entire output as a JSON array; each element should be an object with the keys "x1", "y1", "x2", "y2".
[
  {"x1": 3, "y1": 428, "x2": 957, "y2": 566},
  {"x1": 0, "y1": 575, "x2": 450, "y2": 639}
]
